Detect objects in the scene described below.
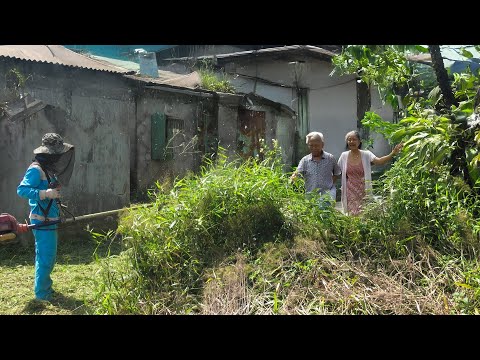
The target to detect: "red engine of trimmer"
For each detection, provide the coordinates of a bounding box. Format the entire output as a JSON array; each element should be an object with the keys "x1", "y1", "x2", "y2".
[{"x1": 0, "y1": 213, "x2": 29, "y2": 242}]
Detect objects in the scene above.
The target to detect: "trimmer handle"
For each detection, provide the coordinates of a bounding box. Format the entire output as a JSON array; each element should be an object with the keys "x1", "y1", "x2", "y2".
[
  {"x1": 0, "y1": 213, "x2": 59, "y2": 235},
  {"x1": 49, "y1": 180, "x2": 61, "y2": 189},
  {"x1": 16, "y1": 223, "x2": 30, "y2": 233}
]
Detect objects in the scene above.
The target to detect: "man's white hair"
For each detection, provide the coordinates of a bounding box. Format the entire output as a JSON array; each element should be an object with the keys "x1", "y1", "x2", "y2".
[{"x1": 305, "y1": 131, "x2": 324, "y2": 144}]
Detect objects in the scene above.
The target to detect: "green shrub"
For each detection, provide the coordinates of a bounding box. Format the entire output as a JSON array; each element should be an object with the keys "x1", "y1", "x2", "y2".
[{"x1": 93, "y1": 144, "x2": 347, "y2": 313}]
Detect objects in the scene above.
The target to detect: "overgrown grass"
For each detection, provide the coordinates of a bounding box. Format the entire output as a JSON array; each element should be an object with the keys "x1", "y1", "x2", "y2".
[
  {"x1": 92, "y1": 145, "x2": 347, "y2": 314},
  {"x1": 368, "y1": 161, "x2": 480, "y2": 256},
  {"x1": 89, "y1": 143, "x2": 480, "y2": 315},
  {"x1": 7, "y1": 144, "x2": 479, "y2": 315}
]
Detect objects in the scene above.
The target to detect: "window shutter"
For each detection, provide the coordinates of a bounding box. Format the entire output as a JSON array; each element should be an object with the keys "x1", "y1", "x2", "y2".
[{"x1": 151, "y1": 112, "x2": 166, "y2": 160}]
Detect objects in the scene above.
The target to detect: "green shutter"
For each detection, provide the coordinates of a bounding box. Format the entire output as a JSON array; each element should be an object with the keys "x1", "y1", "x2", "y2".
[{"x1": 151, "y1": 112, "x2": 166, "y2": 160}]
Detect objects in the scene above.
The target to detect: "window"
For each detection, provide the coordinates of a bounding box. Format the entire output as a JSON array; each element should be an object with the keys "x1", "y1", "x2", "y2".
[
  {"x1": 166, "y1": 116, "x2": 184, "y2": 160},
  {"x1": 151, "y1": 112, "x2": 185, "y2": 160}
]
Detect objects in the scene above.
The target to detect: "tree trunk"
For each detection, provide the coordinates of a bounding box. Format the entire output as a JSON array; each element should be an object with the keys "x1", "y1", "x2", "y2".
[
  {"x1": 428, "y1": 45, "x2": 458, "y2": 109},
  {"x1": 429, "y1": 45, "x2": 472, "y2": 188},
  {"x1": 356, "y1": 79, "x2": 371, "y2": 140}
]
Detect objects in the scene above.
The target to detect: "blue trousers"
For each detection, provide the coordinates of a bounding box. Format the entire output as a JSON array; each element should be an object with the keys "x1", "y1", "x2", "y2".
[{"x1": 31, "y1": 219, "x2": 58, "y2": 301}]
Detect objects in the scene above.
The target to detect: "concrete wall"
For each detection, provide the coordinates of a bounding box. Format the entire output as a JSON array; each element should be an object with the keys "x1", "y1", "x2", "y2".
[
  {"x1": 0, "y1": 59, "x2": 134, "y2": 222},
  {"x1": 308, "y1": 69, "x2": 357, "y2": 160},
  {"x1": 217, "y1": 95, "x2": 239, "y2": 158},
  {"x1": 133, "y1": 87, "x2": 216, "y2": 193},
  {"x1": 369, "y1": 86, "x2": 394, "y2": 155},
  {"x1": 226, "y1": 60, "x2": 296, "y2": 108},
  {"x1": 275, "y1": 111, "x2": 296, "y2": 170}
]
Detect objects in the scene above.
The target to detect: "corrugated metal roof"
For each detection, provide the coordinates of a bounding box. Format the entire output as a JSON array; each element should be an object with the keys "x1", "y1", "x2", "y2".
[
  {"x1": 90, "y1": 55, "x2": 140, "y2": 72},
  {"x1": 0, "y1": 45, "x2": 133, "y2": 74},
  {"x1": 211, "y1": 45, "x2": 337, "y2": 59},
  {"x1": 124, "y1": 70, "x2": 201, "y2": 89},
  {"x1": 159, "y1": 45, "x2": 337, "y2": 63}
]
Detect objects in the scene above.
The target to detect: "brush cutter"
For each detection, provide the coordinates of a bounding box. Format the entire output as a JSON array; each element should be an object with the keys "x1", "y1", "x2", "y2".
[{"x1": 0, "y1": 206, "x2": 146, "y2": 243}]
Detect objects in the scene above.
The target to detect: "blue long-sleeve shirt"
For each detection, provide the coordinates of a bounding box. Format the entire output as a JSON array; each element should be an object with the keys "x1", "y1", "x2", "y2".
[{"x1": 17, "y1": 162, "x2": 60, "y2": 221}]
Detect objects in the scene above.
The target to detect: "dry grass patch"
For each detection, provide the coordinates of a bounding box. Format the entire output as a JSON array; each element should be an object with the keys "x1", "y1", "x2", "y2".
[
  {"x1": 202, "y1": 253, "x2": 250, "y2": 315},
  {"x1": 198, "y1": 237, "x2": 470, "y2": 315}
]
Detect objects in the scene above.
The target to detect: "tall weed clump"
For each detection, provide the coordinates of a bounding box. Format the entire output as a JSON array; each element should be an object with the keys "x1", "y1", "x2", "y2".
[
  {"x1": 354, "y1": 161, "x2": 480, "y2": 314},
  {"x1": 198, "y1": 59, "x2": 235, "y2": 94},
  {"x1": 95, "y1": 143, "x2": 344, "y2": 314},
  {"x1": 362, "y1": 160, "x2": 480, "y2": 258},
  {"x1": 359, "y1": 110, "x2": 480, "y2": 258}
]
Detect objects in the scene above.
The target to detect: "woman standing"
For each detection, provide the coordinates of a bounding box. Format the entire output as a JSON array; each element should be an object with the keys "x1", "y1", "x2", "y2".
[{"x1": 337, "y1": 130, "x2": 403, "y2": 215}]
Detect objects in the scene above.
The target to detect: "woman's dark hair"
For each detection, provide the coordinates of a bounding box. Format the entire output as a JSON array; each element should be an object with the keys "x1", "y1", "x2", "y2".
[{"x1": 345, "y1": 130, "x2": 362, "y2": 150}]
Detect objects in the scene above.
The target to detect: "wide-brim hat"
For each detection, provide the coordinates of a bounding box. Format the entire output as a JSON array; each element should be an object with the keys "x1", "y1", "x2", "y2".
[{"x1": 33, "y1": 132, "x2": 74, "y2": 155}]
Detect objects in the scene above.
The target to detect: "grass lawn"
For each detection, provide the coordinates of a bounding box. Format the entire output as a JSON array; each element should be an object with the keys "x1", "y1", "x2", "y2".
[{"x1": 0, "y1": 219, "x2": 122, "y2": 315}]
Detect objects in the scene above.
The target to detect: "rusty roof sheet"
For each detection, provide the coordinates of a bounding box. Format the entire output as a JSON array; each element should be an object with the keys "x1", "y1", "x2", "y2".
[
  {"x1": 124, "y1": 70, "x2": 201, "y2": 89},
  {"x1": 159, "y1": 45, "x2": 337, "y2": 63},
  {"x1": 0, "y1": 45, "x2": 133, "y2": 74}
]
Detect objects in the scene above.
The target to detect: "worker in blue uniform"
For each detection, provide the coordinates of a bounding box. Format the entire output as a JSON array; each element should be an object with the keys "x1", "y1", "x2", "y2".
[{"x1": 17, "y1": 133, "x2": 74, "y2": 301}]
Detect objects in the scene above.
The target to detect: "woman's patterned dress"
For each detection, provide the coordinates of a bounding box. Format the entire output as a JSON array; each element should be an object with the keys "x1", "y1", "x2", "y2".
[{"x1": 346, "y1": 160, "x2": 365, "y2": 215}]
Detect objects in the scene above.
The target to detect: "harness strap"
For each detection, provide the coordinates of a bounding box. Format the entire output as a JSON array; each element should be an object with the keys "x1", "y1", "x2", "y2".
[
  {"x1": 35, "y1": 162, "x2": 55, "y2": 222},
  {"x1": 37, "y1": 200, "x2": 54, "y2": 222}
]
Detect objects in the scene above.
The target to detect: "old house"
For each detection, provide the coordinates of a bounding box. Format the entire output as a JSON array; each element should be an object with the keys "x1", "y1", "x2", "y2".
[
  {"x1": 156, "y1": 45, "x2": 396, "y2": 162},
  {"x1": 123, "y1": 70, "x2": 296, "y2": 196},
  {"x1": 0, "y1": 45, "x2": 137, "y2": 223},
  {"x1": 1, "y1": 45, "x2": 296, "y2": 225}
]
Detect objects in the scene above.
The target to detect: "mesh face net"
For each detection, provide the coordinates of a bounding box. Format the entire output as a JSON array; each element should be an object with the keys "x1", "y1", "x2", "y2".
[
  {"x1": 52, "y1": 148, "x2": 75, "y2": 186},
  {"x1": 35, "y1": 148, "x2": 75, "y2": 186}
]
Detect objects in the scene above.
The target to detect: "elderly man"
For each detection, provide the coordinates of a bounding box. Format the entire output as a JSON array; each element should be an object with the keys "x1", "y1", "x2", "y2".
[{"x1": 290, "y1": 131, "x2": 341, "y2": 207}]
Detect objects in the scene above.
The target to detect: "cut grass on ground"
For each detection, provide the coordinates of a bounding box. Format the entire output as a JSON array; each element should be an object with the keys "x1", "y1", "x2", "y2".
[{"x1": 0, "y1": 226, "x2": 122, "y2": 315}]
